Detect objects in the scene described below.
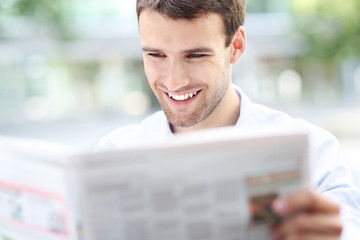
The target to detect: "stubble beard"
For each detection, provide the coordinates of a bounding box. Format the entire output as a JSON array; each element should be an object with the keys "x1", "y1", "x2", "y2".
[{"x1": 156, "y1": 64, "x2": 230, "y2": 129}]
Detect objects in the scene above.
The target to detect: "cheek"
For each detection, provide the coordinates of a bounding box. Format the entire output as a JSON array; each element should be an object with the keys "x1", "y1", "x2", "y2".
[
  {"x1": 144, "y1": 61, "x2": 163, "y2": 85},
  {"x1": 186, "y1": 63, "x2": 212, "y2": 80},
  {"x1": 189, "y1": 63, "x2": 221, "y2": 83}
]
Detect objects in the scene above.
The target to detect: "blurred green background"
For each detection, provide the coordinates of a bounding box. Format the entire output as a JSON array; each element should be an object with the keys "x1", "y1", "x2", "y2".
[{"x1": 0, "y1": 0, "x2": 359, "y2": 178}]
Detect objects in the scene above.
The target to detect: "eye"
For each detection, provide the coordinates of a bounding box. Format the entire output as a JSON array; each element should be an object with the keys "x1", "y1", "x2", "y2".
[
  {"x1": 148, "y1": 53, "x2": 165, "y2": 58},
  {"x1": 187, "y1": 53, "x2": 207, "y2": 58}
]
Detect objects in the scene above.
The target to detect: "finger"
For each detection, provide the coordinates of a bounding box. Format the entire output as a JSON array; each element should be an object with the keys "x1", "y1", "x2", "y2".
[
  {"x1": 272, "y1": 213, "x2": 343, "y2": 239},
  {"x1": 273, "y1": 233, "x2": 341, "y2": 240},
  {"x1": 272, "y1": 190, "x2": 340, "y2": 215},
  {"x1": 293, "y1": 237, "x2": 340, "y2": 240}
]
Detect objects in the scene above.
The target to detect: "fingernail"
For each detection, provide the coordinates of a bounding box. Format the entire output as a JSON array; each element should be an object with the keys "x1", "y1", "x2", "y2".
[{"x1": 273, "y1": 198, "x2": 287, "y2": 215}]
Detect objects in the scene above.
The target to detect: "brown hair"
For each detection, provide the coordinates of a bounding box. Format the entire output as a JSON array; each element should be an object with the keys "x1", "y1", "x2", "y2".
[{"x1": 136, "y1": 0, "x2": 246, "y2": 47}]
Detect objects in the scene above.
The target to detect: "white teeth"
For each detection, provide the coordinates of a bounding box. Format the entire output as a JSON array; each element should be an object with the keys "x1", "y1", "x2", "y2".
[{"x1": 168, "y1": 91, "x2": 198, "y2": 101}]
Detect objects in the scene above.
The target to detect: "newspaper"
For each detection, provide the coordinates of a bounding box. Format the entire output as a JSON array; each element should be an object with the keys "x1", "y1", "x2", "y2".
[{"x1": 0, "y1": 126, "x2": 309, "y2": 240}]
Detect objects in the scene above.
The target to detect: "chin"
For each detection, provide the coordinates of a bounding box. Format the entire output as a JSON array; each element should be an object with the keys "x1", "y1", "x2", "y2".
[{"x1": 170, "y1": 114, "x2": 205, "y2": 129}]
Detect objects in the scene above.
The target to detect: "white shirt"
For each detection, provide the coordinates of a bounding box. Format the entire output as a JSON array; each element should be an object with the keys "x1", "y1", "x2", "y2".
[{"x1": 96, "y1": 85, "x2": 360, "y2": 238}]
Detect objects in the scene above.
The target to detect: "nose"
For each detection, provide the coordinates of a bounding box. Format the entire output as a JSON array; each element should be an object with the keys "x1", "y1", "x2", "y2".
[{"x1": 164, "y1": 60, "x2": 190, "y2": 92}]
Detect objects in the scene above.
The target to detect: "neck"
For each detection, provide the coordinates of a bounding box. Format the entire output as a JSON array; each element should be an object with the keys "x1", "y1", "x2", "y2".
[{"x1": 172, "y1": 84, "x2": 240, "y2": 133}]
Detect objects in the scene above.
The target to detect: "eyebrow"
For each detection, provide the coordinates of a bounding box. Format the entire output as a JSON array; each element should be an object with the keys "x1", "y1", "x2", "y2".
[
  {"x1": 142, "y1": 47, "x2": 163, "y2": 53},
  {"x1": 183, "y1": 48, "x2": 214, "y2": 54},
  {"x1": 142, "y1": 47, "x2": 214, "y2": 54}
]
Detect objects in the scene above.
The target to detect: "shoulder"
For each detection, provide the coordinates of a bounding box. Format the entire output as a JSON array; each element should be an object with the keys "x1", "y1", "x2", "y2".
[
  {"x1": 94, "y1": 111, "x2": 171, "y2": 151},
  {"x1": 249, "y1": 100, "x2": 339, "y2": 157},
  {"x1": 239, "y1": 91, "x2": 341, "y2": 187},
  {"x1": 252, "y1": 102, "x2": 339, "y2": 155},
  {"x1": 239, "y1": 91, "x2": 336, "y2": 145}
]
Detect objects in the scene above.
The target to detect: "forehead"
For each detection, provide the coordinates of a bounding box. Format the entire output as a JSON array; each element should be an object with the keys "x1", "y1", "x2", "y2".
[{"x1": 138, "y1": 10, "x2": 226, "y2": 50}]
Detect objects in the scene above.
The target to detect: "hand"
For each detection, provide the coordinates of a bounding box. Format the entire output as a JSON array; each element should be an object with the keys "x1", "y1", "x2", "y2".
[{"x1": 271, "y1": 190, "x2": 343, "y2": 240}]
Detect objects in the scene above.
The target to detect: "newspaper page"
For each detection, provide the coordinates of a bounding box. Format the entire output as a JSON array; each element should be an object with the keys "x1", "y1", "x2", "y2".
[
  {"x1": 70, "y1": 126, "x2": 309, "y2": 240},
  {"x1": 0, "y1": 126, "x2": 309, "y2": 240},
  {"x1": 0, "y1": 137, "x2": 78, "y2": 240}
]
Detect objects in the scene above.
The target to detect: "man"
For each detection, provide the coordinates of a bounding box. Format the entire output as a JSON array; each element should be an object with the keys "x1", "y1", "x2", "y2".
[{"x1": 96, "y1": 0, "x2": 360, "y2": 239}]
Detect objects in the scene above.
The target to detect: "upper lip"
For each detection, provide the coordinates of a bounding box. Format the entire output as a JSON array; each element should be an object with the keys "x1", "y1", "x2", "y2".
[{"x1": 165, "y1": 89, "x2": 201, "y2": 96}]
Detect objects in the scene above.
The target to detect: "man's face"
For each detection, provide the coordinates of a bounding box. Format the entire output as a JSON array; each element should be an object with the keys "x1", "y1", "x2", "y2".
[{"x1": 139, "y1": 10, "x2": 235, "y2": 130}]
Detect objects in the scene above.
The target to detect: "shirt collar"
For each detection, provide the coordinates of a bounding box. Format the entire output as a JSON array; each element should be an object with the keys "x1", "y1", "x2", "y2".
[{"x1": 233, "y1": 84, "x2": 255, "y2": 128}]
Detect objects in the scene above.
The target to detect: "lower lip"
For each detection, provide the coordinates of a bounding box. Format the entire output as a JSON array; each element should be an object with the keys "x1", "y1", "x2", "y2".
[{"x1": 166, "y1": 92, "x2": 200, "y2": 106}]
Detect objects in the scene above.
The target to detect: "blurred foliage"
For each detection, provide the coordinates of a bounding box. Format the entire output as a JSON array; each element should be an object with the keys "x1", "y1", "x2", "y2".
[
  {"x1": 0, "y1": 0, "x2": 72, "y2": 39},
  {"x1": 292, "y1": 0, "x2": 360, "y2": 61},
  {"x1": 247, "y1": 0, "x2": 292, "y2": 13}
]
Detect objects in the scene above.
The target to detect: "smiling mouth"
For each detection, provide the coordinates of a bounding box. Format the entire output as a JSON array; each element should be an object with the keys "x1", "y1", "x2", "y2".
[{"x1": 167, "y1": 91, "x2": 200, "y2": 101}]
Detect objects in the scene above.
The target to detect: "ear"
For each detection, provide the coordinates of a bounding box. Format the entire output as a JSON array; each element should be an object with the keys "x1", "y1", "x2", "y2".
[{"x1": 230, "y1": 26, "x2": 246, "y2": 64}]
